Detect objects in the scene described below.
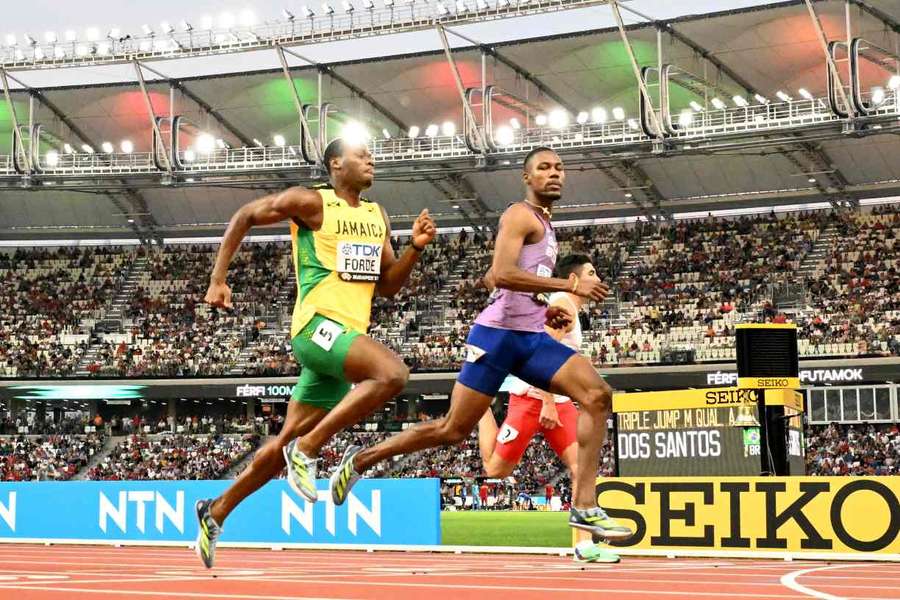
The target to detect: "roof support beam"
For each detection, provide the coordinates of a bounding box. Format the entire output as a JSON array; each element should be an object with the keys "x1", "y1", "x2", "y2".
[
  {"x1": 2, "y1": 73, "x2": 160, "y2": 240},
  {"x1": 136, "y1": 63, "x2": 256, "y2": 148},
  {"x1": 849, "y1": 0, "x2": 900, "y2": 34},
  {"x1": 621, "y1": 2, "x2": 858, "y2": 209}
]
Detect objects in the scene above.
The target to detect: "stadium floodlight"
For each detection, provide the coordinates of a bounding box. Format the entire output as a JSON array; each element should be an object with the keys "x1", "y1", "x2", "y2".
[
  {"x1": 4, "y1": 34, "x2": 16, "y2": 47},
  {"x1": 456, "y1": 0, "x2": 469, "y2": 13},
  {"x1": 548, "y1": 109, "x2": 568, "y2": 129},
  {"x1": 282, "y1": 9, "x2": 296, "y2": 21},
  {"x1": 509, "y1": 117, "x2": 521, "y2": 129},
  {"x1": 754, "y1": 94, "x2": 769, "y2": 105},
  {"x1": 591, "y1": 107, "x2": 607, "y2": 123},
  {"x1": 160, "y1": 22, "x2": 175, "y2": 35},
  {"x1": 239, "y1": 9, "x2": 257, "y2": 27},
  {"x1": 34, "y1": 47, "x2": 45, "y2": 60},
  {"x1": 342, "y1": 1, "x2": 355, "y2": 12},
  {"x1": 627, "y1": 118, "x2": 639, "y2": 130},
  {"x1": 184, "y1": 149, "x2": 196, "y2": 162},
  {"x1": 425, "y1": 123, "x2": 439, "y2": 137},
  {"x1": 408, "y1": 125, "x2": 420, "y2": 138},
  {"x1": 362, "y1": 0, "x2": 375, "y2": 8},
  {"x1": 303, "y1": 6, "x2": 315, "y2": 17},
  {"x1": 23, "y1": 34, "x2": 37, "y2": 46},
  {"x1": 63, "y1": 143, "x2": 74, "y2": 154},
  {"x1": 85, "y1": 27, "x2": 100, "y2": 41},
  {"x1": 107, "y1": 28, "x2": 121, "y2": 40},
  {"x1": 611, "y1": 107, "x2": 625, "y2": 120},
  {"x1": 888, "y1": 75, "x2": 900, "y2": 91},
  {"x1": 382, "y1": 128, "x2": 391, "y2": 139},
  {"x1": 81, "y1": 144, "x2": 94, "y2": 154},
  {"x1": 808, "y1": 177, "x2": 817, "y2": 183},
  {"x1": 65, "y1": 30, "x2": 77, "y2": 42},
  {"x1": 141, "y1": 24, "x2": 154, "y2": 36},
  {"x1": 200, "y1": 15, "x2": 214, "y2": 30},
  {"x1": 53, "y1": 46, "x2": 65, "y2": 59},
  {"x1": 181, "y1": 20, "x2": 193, "y2": 32},
  {"x1": 96, "y1": 42, "x2": 110, "y2": 55},
  {"x1": 321, "y1": 3, "x2": 335, "y2": 15},
  {"x1": 138, "y1": 40, "x2": 152, "y2": 52},
  {"x1": 798, "y1": 88, "x2": 813, "y2": 100},
  {"x1": 476, "y1": 0, "x2": 488, "y2": 9},
  {"x1": 677, "y1": 109, "x2": 693, "y2": 128},
  {"x1": 776, "y1": 90, "x2": 791, "y2": 102},
  {"x1": 435, "y1": 2, "x2": 449, "y2": 16},
  {"x1": 497, "y1": 0, "x2": 509, "y2": 7},
  {"x1": 46, "y1": 150, "x2": 59, "y2": 167},
  {"x1": 14, "y1": 49, "x2": 24, "y2": 60},
  {"x1": 733, "y1": 95, "x2": 748, "y2": 107},
  {"x1": 384, "y1": 0, "x2": 394, "y2": 7},
  {"x1": 273, "y1": 134, "x2": 286, "y2": 147},
  {"x1": 45, "y1": 31, "x2": 58, "y2": 44},
  {"x1": 120, "y1": 140, "x2": 133, "y2": 154},
  {"x1": 711, "y1": 97, "x2": 726, "y2": 110},
  {"x1": 75, "y1": 45, "x2": 88, "y2": 57},
  {"x1": 871, "y1": 86, "x2": 885, "y2": 106},
  {"x1": 342, "y1": 120, "x2": 370, "y2": 145},
  {"x1": 216, "y1": 138, "x2": 226, "y2": 149},
  {"x1": 689, "y1": 101, "x2": 703, "y2": 112},
  {"x1": 197, "y1": 134, "x2": 216, "y2": 153},
  {"x1": 495, "y1": 125, "x2": 514, "y2": 146},
  {"x1": 99, "y1": 142, "x2": 113, "y2": 153},
  {"x1": 535, "y1": 114, "x2": 547, "y2": 126},
  {"x1": 441, "y1": 121, "x2": 456, "y2": 136},
  {"x1": 576, "y1": 111, "x2": 588, "y2": 124}
]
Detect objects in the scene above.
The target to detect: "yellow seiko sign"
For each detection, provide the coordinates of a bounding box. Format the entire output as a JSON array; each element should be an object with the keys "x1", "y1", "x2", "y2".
[{"x1": 596, "y1": 477, "x2": 900, "y2": 558}]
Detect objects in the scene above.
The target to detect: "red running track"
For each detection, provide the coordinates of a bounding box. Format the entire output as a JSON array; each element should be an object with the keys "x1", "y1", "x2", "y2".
[{"x1": 0, "y1": 545, "x2": 896, "y2": 600}]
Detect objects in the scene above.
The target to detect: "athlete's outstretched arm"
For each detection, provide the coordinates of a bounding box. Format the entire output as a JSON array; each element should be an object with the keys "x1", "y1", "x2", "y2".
[
  {"x1": 206, "y1": 186, "x2": 322, "y2": 308},
  {"x1": 491, "y1": 205, "x2": 608, "y2": 301},
  {"x1": 375, "y1": 208, "x2": 436, "y2": 297}
]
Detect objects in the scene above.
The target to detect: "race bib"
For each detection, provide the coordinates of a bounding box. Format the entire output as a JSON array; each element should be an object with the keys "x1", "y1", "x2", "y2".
[
  {"x1": 497, "y1": 424, "x2": 519, "y2": 444},
  {"x1": 337, "y1": 241, "x2": 382, "y2": 282},
  {"x1": 465, "y1": 344, "x2": 486, "y2": 363},
  {"x1": 311, "y1": 319, "x2": 344, "y2": 352},
  {"x1": 536, "y1": 264, "x2": 552, "y2": 278}
]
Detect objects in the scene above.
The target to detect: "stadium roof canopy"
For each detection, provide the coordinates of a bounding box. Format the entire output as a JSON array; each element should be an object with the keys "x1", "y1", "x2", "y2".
[{"x1": 0, "y1": 0, "x2": 899, "y2": 241}]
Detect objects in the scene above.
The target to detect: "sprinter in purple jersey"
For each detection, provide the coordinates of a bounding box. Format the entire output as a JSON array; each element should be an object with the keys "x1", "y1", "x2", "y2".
[{"x1": 326, "y1": 148, "x2": 633, "y2": 538}]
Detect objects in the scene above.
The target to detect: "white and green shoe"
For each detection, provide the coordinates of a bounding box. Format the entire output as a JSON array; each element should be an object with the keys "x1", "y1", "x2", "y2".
[
  {"x1": 283, "y1": 439, "x2": 319, "y2": 502},
  {"x1": 568, "y1": 506, "x2": 633, "y2": 539},
  {"x1": 574, "y1": 541, "x2": 621, "y2": 563},
  {"x1": 329, "y1": 445, "x2": 362, "y2": 506}
]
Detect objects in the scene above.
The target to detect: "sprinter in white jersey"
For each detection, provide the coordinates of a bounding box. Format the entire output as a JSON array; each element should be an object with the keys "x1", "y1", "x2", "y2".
[{"x1": 478, "y1": 254, "x2": 620, "y2": 563}]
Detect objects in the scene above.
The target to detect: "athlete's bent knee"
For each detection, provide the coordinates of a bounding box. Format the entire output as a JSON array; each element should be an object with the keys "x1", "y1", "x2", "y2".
[
  {"x1": 377, "y1": 361, "x2": 409, "y2": 396},
  {"x1": 581, "y1": 383, "x2": 612, "y2": 415},
  {"x1": 484, "y1": 462, "x2": 513, "y2": 478}
]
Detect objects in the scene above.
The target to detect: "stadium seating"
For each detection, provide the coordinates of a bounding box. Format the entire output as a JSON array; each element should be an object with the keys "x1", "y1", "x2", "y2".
[
  {"x1": 87, "y1": 433, "x2": 259, "y2": 480},
  {"x1": 1, "y1": 205, "x2": 898, "y2": 377},
  {"x1": 0, "y1": 434, "x2": 105, "y2": 481}
]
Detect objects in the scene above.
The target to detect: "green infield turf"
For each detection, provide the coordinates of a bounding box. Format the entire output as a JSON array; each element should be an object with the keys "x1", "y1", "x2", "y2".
[{"x1": 441, "y1": 511, "x2": 571, "y2": 547}]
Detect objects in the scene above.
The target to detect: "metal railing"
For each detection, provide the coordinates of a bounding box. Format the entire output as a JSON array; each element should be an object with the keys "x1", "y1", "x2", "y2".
[
  {"x1": 3, "y1": 91, "x2": 898, "y2": 183},
  {"x1": 0, "y1": 0, "x2": 612, "y2": 71}
]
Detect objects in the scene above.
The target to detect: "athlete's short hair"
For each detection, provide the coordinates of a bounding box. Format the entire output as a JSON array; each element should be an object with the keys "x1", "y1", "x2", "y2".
[
  {"x1": 323, "y1": 138, "x2": 345, "y2": 176},
  {"x1": 554, "y1": 254, "x2": 592, "y2": 279},
  {"x1": 523, "y1": 146, "x2": 558, "y2": 172}
]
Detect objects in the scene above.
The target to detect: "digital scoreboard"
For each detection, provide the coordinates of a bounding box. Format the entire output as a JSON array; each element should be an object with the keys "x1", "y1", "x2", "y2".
[{"x1": 613, "y1": 388, "x2": 804, "y2": 477}]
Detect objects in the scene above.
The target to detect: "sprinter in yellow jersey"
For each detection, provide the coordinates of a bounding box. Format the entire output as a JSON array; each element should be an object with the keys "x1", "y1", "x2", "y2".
[{"x1": 193, "y1": 139, "x2": 436, "y2": 569}]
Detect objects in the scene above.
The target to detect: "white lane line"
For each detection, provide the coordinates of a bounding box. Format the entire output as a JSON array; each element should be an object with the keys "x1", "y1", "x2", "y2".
[
  {"x1": 780, "y1": 564, "x2": 861, "y2": 600},
  {"x1": 0, "y1": 586, "x2": 354, "y2": 600}
]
